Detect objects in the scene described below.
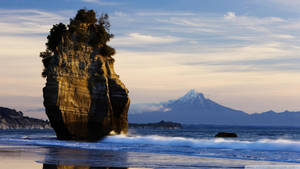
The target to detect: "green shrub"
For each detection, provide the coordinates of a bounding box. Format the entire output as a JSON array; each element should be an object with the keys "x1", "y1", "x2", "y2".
[
  {"x1": 40, "y1": 9, "x2": 116, "y2": 78},
  {"x1": 99, "y1": 44, "x2": 116, "y2": 57},
  {"x1": 74, "y1": 9, "x2": 97, "y2": 24},
  {"x1": 46, "y1": 23, "x2": 67, "y2": 52}
]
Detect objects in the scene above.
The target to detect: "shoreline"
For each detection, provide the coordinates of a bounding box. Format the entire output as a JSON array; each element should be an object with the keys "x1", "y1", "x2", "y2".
[{"x1": 0, "y1": 143, "x2": 298, "y2": 169}]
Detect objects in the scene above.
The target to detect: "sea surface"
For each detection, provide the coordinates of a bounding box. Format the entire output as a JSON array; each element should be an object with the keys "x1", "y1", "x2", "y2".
[{"x1": 1, "y1": 125, "x2": 300, "y2": 168}]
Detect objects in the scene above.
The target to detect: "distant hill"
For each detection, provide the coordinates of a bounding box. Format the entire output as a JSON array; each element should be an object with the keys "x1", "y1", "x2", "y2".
[
  {"x1": 129, "y1": 89, "x2": 300, "y2": 126},
  {"x1": 129, "y1": 120, "x2": 182, "y2": 129},
  {"x1": 0, "y1": 107, "x2": 51, "y2": 129}
]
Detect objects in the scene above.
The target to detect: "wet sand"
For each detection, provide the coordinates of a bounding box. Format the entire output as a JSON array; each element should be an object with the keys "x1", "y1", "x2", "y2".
[{"x1": 0, "y1": 144, "x2": 299, "y2": 169}]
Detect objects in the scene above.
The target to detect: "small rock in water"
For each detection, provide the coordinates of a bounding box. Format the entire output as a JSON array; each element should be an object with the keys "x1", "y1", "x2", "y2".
[{"x1": 215, "y1": 132, "x2": 238, "y2": 138}]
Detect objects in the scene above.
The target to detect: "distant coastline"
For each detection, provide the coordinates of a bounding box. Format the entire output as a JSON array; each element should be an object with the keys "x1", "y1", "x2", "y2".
[
  {"x1": 0, "y1": 107, "x2": 184, "y2": 130},
  {"x1": 129, "y1": 120, "x2": 182, "y2": 129},
  {"x1": 0, "y1": 107, "x2": 51, "y2": 129}
]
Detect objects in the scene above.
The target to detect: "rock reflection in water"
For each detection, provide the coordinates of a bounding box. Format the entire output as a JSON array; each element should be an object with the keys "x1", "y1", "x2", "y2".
[{"x1": 42, "y1": 147, "x2": 130, "y2": 168}]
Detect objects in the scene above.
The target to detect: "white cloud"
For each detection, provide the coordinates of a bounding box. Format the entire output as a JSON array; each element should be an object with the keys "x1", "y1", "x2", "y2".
[
  {"x1": 137, "y1": 11, "x2": 195, "y2": 16},
  {"x1": 81, "y1": 0, "x2": 120, "y2": 6},
  {"x1": 0, "y1": 9, "x2": 66, "y2": 99},
  {"x1": 0, "y1": 9, "x2": 65, "y2": 24},
  {"x1": 0, "y1": 9, "x2": 66, "y2": 35},
  {"x1": 269, "y1": 17, "x2": 284, "y2": 22},
  {"x1": 129, "y1": 33, "x2": 180, "y2": 43},
  {"x1": 224, "y1": 12, "x2": 236, "y2": 20},
  {"x1": 156, "y1": 18, "x2": 221, "y2": 33},
  {"x1": 272, "y1": 34, "x2": 295, "y2": 39},
  {"x1": 111, "y1": 33, "x2": 182, "y2": 46},
  {"x1": 114, "y1": 11, "x2": 127, "y2": 17},
  {"x1": 155, "y1": 13, "x2": 285, "y2": 37},
  {"x1": 129, "y1": 103, "x2": 171, "y2": 114}
]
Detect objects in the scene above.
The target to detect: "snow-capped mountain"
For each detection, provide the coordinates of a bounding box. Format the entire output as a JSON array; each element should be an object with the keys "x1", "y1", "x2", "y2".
[
  {"x1": 129, "y1": 89, "x2": 248, "y2": 124},
  {"x1": 129, "y1": 89, "x2": 300, "y2": 126},
  {"x1": 174, "y1": 89, "x2": 206, "y2": 103}
]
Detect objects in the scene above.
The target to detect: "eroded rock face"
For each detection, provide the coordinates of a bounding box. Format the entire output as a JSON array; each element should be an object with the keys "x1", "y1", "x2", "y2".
[{"x1": 42, "y1": 11, "x2": 130, "y2": 141}]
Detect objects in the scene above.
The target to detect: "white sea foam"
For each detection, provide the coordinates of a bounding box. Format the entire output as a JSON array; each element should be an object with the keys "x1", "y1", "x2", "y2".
[
  {"x1": 103, "y1": 135, "x2": 300, "y2": 152},
  {"x1": 2, "y1": 134, "x2": 300, "y2": 153}
]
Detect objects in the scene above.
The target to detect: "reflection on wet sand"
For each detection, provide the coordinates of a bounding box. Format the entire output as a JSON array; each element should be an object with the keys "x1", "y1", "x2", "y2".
[
  {"x1": 42, "y1": 147, "x2": 152, "y2": 169},
  {"x1": 0, "y1": 144, "x2": 292, "y2": 168},
  {"x1": 43, "y1": 163, "x2": 128, "y2": 169},
  {"x1": 42, "y1": 147, "x2": 133, "y2": 169}
]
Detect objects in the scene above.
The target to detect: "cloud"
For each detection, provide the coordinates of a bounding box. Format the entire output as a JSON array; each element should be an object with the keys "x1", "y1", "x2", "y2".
[
  {"x1": 224, "y1": 12, "x2": 236, "y2": 20},
  {"x1": 0, "y1": 9, "x2": 66, "y2": 35},
  {"x1": 156, "y1": 18, "x2": 221, "y2": 33},
  {"x1": 137, "y1": 11, "x2": 195, "y2": 16},
  {"x1": 81, "y1": 0, "x2": 120, "y2": 6},
  {"x1": 252, "y1": 0, "x2": 300, "y2": 13},
  {"x1": 272, "y1": 34, "x2": 295, "y2": 39},
  {"x1": 114, "y1": 11, "x2": 127, "y2": 17},
  {"x1": 269, "y1": 0, "x2": 300, "y2": 6},
  {"x1": 129, "y1": 103, "x2": 171, "y2": 114},
  {"x1": 154, "y1": 12, "x2": 286, "y2": 38},
  {"x1": 0, "y1": 9, "x2": 66, "y2": 99},
  {"x1": 129, "y1": 33, "x2": 180, "y2": 43},
  {"x1": 177, "y1": 41, "x2": 300, "y2": 73},
  {"x1": 184, "y1": 57, "x2": 300, "y2": 72},
  {"x1": 110, "y1": 33, "x2": 182, "y2": 46}
]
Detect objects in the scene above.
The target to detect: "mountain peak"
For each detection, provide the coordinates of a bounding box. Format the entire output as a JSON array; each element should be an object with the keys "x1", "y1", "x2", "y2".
[
  {"x1": 185, "y1": 89, "x2": 201, "y2": 96},
  {"x1": 177, "y1": 89, "x2": 205, "y2": 103}
]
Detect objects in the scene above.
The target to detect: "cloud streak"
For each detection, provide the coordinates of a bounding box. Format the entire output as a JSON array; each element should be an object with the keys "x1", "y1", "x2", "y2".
[
  {"x1": 111, "y1": 33, "x2": 182, "y2": 46},
  {"x1": 0, "y1": 9, "x2": 66, "y2": 35},
  {"x1": 81, "y1": 0, "x2": 120, "y2": 6},
  {"x1": 184, "y1": 58, "x2": 300, "y2": 72}
]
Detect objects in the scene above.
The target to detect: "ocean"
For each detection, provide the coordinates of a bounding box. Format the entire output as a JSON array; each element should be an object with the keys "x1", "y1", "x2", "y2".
[{"x1": 1, "y1": 125, "x2": 300, "y2": 168}]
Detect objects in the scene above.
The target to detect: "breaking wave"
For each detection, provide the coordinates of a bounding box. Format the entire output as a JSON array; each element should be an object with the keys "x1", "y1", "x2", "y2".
[
  {"x1": 103, "y1": 135, "x2": 300, "y2": 152},
  {"x1": 2, "y1": 134, "x2": 300, "y2": 153}
]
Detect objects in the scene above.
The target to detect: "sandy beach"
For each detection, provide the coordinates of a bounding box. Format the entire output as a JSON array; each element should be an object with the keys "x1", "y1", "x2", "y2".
[{"x1": 0, "y1": 144, "x2": 299, "y2": 169}]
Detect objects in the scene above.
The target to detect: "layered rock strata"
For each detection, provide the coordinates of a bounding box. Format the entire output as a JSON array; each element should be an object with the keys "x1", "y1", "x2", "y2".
[{"x1": 42, "y1": 10, "x2": 130, "y2": 141}]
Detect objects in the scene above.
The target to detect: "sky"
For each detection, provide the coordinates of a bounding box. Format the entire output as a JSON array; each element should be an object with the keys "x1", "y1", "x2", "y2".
[{"x1": 1, "y1": 0, "x2": 300, "y2": 118}]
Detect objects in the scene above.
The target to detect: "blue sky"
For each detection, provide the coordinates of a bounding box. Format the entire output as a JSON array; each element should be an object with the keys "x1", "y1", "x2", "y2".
[{"x1": 1, "y1": 0, "x2": 300, "y2": 118}]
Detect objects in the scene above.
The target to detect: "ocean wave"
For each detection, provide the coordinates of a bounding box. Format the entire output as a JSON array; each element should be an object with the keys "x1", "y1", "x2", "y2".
[
  {"x1": 2, "y1": 134, "x2": 300, "y2": 153},
  {"x1": 103, "y1": 135, "x2": 300, "y2": 152}
]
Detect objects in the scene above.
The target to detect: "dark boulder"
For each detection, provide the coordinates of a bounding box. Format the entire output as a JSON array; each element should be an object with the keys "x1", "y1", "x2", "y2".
[{"x1": 215, "y1": 132, "x2": 238, "y2": 138}]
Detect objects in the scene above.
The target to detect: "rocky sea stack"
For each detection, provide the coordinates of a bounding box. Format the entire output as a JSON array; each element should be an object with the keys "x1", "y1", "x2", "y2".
[{"x1": 41, "y1": 9, "x2": 130, "y2": 141}]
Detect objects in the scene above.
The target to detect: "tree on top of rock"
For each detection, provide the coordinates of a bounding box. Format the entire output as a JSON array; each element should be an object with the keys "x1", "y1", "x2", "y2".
[
  {"x1": 40, "y1": 9, "x2": 116, "y2": 77},
  {"x1": 73, "y1": 9, "x2": 97, "y2": 24}
]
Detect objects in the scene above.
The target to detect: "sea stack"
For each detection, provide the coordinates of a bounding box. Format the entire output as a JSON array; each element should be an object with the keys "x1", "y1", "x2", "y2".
[{"x1": 40, "y1": 9, "x2": 130, "y2": 141}]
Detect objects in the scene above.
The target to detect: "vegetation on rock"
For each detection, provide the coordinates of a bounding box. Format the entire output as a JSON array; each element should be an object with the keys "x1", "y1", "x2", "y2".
[{"x1": 40, "y1": 9, "x2": 115, "y2": 77}]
